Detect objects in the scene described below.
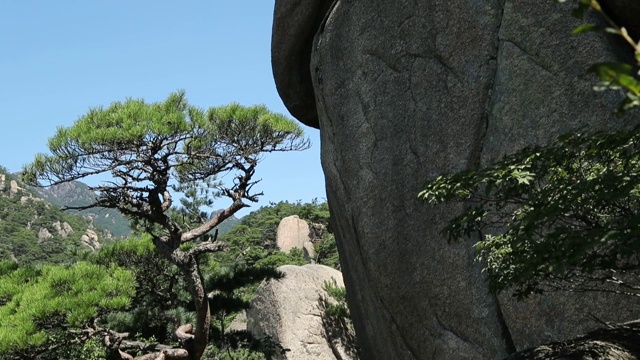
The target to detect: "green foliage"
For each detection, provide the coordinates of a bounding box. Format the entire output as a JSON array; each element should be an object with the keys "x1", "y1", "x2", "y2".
[
  {"x1": 85, "y1": 199, "x2": 324, "y2": 357},
  {"x1": 0, "y1": 169, "x2": 100, "y2": 266},
  {"x1": 0, "y1": 262, "x2": 134, "y2": 357},
  {"x1": 22, "y1": 91, "x2": 308, "y2": 192},
  {"x1": 559, "y1": 0, "x2": 640, "y2": 115},
  {"x1": 420, "y1": 125, "x2": 640, "y2": 298},
  {"x1": 318, "y1": 279, "x2": 360, "y2": 359},
  {"x1": 203, "y1": 333, "x2": 285, "y2": 360},
  {"x1": 91, "y1": 236, "x2": 190, "y2": 343},
  {"x1": 17, "y1": 91, "x2": 316, "y2": 359},
  {"x1": 321, "y1": 279, "x2": 350, "y2": 319},
  {"x1": 57, "y1": 337, "x2": 107, "y2": 360},
  {"x1": 203, "y1": 347, "x2": 267, "y2": 360},
  {"x1": 315, "y1": 233, "x2": 341, "y2": 270},
  {"x1": 420, "y1": 2, "x2": 640, "y2": 300}
]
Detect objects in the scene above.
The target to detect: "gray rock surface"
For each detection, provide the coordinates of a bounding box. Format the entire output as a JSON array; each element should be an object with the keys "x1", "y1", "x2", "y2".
[
  {"x1": 272, "y1": 0, "x2": 640, "y2": 359},
  {"x1": 246, "y1": 264, "x2": 351, "y2": 360},
  {"x1": 0, "y1": 174, "x2": 5, "y2": 192},
  {"x1": 226, "y1": 311, "x2": 247, "y2": 333},
  {"x1": 477, "y1": 1, "x2": 640, "y2": 351},
  {"x1": 271, "y1": 0, "x2": 335, "y2": 128},
  {"x1": 507, "y1": 320, "x2": 640, "y2": 360}
]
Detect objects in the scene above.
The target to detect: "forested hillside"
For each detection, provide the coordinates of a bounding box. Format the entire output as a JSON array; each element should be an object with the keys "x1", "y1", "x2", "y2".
[
  {"x1": 0, "y1": 167, "x2": 114, "y2": 265},
  {"x1": 28, "y1": 179, "x2": 132, "y2": 238},
  {"x1": 0, "y1": 199, "x2": 341, "y2": 359}
]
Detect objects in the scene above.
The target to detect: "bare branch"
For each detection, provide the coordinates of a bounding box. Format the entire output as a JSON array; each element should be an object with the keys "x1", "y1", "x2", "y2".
[
  {"x1": 181, "y1": 201, "x2": 246, "y2": 242},
  {"x1": 175, "y1": 323, "x2": 195, "y2": 342},
  {"x1": 186, "y1": 241, "x2": 226, "y2": 257}
]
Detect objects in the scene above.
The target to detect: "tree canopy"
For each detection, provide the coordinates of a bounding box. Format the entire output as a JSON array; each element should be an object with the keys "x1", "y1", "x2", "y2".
[
  {"x1": 20, "y1": 91, "x2": 309, "y2": 360},
  {"x1": 0, "y1": 261, "x2": 134, "y2": 359}
]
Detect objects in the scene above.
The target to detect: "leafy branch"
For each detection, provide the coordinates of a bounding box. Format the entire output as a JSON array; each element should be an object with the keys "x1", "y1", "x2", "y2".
[{"x1": 560, "y1": 0, "x2": 640, "y2": 115}]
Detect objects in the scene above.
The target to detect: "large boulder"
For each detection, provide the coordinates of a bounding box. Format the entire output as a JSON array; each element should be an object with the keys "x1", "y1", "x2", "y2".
[
  {"x1": 272, "y1": 0, "x2": 640, "y2": 359},
  {"x1": 246, "y1": 264, "x2": 353, "y2": 360}
]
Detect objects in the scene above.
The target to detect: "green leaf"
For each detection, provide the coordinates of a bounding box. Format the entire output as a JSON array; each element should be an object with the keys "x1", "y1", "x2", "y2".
[
  {"x1": 589, "y1": 62, "x2": 634, "y2": 80},
  {"x1": 572, "y1": 24, "x2": 600, "y2": 34}
]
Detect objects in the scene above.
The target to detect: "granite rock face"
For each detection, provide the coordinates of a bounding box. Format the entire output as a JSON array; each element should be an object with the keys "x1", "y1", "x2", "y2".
[{"x1": 272, "y1": 0, "x2": 640, "y2": 359}]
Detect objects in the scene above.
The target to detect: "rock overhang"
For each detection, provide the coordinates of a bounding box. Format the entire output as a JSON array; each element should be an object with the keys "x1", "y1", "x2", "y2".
[{"x1": 271, "y1": 0, "x2": 335, "y2": 129}]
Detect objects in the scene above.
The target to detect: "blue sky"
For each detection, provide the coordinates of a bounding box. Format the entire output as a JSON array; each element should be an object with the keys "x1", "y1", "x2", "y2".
[{"x1": 0, "y1": 1, "x2": 325, "y2": 216}]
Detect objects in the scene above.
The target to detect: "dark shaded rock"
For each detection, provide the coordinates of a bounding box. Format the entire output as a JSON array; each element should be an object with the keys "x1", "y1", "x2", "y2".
[
  {"x1": 271, "y1": 0, "x2": 335, "y2": 128},
  {"x1": 601, "y1": 0, "x2": 640, "y2": 41},
  {"x1": 507, "y1": 320, "x2": 640, "y2": 360},
  {"x1": 481, "y1": 1, "x2": 640, "y2": 351}
]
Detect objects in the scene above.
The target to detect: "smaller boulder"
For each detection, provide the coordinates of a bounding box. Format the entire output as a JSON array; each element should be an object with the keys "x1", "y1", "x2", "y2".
[
  {"x1": 303, "y1": 240, "x2": 316, "y2": 261},
  {"x1": 276, "y1": 215, "x2": 312, "y2": 253}
]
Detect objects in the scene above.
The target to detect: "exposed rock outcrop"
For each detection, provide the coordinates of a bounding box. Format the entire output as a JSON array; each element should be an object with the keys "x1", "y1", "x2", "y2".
[
  {"x1": 81, "y1": 229, "x2": 101, "y2": 251},
  {"x1": 9, "y1": 180, "x2": 20, "y2": 196},
  {"x1": 272, "y1": 0, "x2": 640, "y2": 359},
  {"x1": 0, "y1": 174, "x2": 5, "y2": 192},
  {"x1": 276, "y1": 215, "x2": 315, "y2": 258},
  {"x1": 272, "y1": 0, "x2": 335, "y2": 127},
  {"x1": 246, "y1": 264, "x2": 352, "y2": 360},
  {"x1": 53, "y1": 221, "x2": 74, "y2": 238},
  {"x1": 38, "y1": 227, "x2": 53, "y2": 241}
]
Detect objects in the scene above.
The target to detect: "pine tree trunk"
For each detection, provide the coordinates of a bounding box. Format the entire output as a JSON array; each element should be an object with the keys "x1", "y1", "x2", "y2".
[
  {"x1": 179, "y1": 257, "x2": 210, "y2": 360},
  {"x1": 153, "y1": 237, "x2": 210, "y2": 360}
]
